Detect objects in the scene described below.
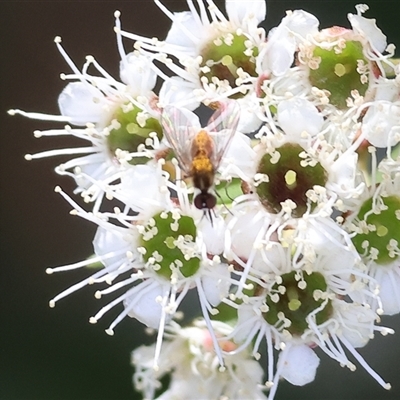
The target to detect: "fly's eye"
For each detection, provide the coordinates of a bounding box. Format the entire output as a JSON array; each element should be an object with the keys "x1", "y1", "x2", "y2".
[{"x1": 194, "y1": 193, "x2": 216, "y2": 210}]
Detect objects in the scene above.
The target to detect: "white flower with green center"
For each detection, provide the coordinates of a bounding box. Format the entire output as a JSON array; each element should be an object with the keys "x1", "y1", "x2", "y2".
[
  {"x1": 9, "y1": 35, "x2": 164, "y2": 212},
  {"x1": 346, "y1": 155, "x2": 400, "y2": 315},
  {"x1": 230, "y1": 122, "x2": 365, "y2": 219},
  {"x1": 257, "y1": 4, "x2": 397, "y2": 151},
  {"x1": 116, "y1": 0, "x2": 268, "y2": 132},
  {"x1": 226, "y1": 244, "x2": 392, "y2": 400},
  {"x1": 46, "y1": 164, "x2": 232, "y2": 366},
  {"x1": 293, "y1": 5, "x2": 393, "y2": 110},
  {"x1": 132, "y1": 320, "x2": 268, "y2": 400}
]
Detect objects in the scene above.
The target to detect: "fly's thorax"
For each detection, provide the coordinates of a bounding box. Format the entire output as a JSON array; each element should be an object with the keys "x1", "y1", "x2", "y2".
[{"x1": 190, "y1": 130, "x2": 214, "y2": 160}]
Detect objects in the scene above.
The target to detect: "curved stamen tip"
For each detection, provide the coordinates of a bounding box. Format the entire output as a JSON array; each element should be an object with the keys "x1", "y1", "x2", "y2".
[
  {"x1": 49, "y1": 300, "x2": 56, "y2": 308},
  {"x1": 33, "y1": 130, "x2": 42, "y2": 138},
  {"x1": 265, "y1": 381, "x2": 274, "y2": 388},
  {"x1": 218, "y1": 365, "x2": 226, "y2": 372},
  {"x1": 105, "y1": 328, "x2": 114, "y2": 336},
  {"x1": 7, "y1": 109, "x2": 16, "y2": 115},
  {"x1": 381, "y1": 328, "x2": 395, "y2": 336},
  {"x1": 114, "y1": 10, "x2": 121, "y2": 18},
  {"x1": 24, "y1": 154, "x2": 32, "y2": 161},
  {"x1": 114, "y1": 26, "x2": 121, "y2": 34},
  {"x1": 152, "y1": 363, "x2": 160, "y2": 372},
  {"x1": 85, "y1": 55, "x2": 94, "y2": 63},
  {"x1": 54, "y1": 36, "x2": 62, "y2": 43},
  {"x1": 89, "y1": 317, "x2": 98, "y2": 324},
  {"x1": 94, "y1": 291, "x2": 102, "y2": 299},
  {"x1": 46, "y1": 268, "x2": 54, "y2": 275},
  {"x1": 54, "y1": 186, "x2": 62, "y2": 193},
  {"x1": 384, "y1": 383, "x2": 392, "y2": 390}
]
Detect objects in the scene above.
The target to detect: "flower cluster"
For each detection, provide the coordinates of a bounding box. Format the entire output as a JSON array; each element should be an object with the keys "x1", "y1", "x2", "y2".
[{"x1": 10, "y1": 1, "x2": 400, "y2": 399}]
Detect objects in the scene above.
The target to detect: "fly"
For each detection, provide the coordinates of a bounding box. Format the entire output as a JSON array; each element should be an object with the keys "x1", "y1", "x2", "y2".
[{"x1": 161, "y1": 101, "x2": 240, "y2": 215}]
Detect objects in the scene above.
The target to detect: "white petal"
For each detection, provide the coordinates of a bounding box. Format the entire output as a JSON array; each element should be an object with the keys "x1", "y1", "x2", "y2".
[
  {"x1": 234, "y1": 305, "x2": 257, "y2": 343},
  {"x1": 71, "y1": 155, "x2": 106, "y2": 190},
  {"x1": 120, "y1": 52, "x2": 156, "y2": 95},
  {"x1": 93, "y1": 226, "x2": 130, "y2": 267},
  {"x1": 361, "y1": 103, "x2": 400, "y2": 147},
  {"x1": 220, "y1": 131, "x2": 256, "y2": 179},
  {"x1": 236, "y1": 96, "x2": 263, "y2": 133},
  {"x1": 280, "y1": 344, "x2": 320, "y2": 386},
  {"x1": 158, "y1": 77, "x2": 200, "y2": 110},
  {"x1": 374, "y1": 79, "x2": 400, "y2": 101},
  {"x1": 201, "y1": 263, "x2": 230, "y2": 306},
  {"x1": 228, "y1": 209, "x2": 265, "y2": 261},
  {"x1": 328, "y1": 151, "x2": 364, "y2": 201},
  {"x1": 125, "y1": 283, "x2": 169, "y2": 329},
  {"x1": 284, "y1": 9, "x2": 319, "y2": 39},
  {"x1": 348, "y1": 13, "x2": 387, "y2": 52},
  {"x1": 376, "y1": 268, "x2": 400, "y2": 316},
  {"x1": 118, "y1": 165, "x2": 167, "y2": 213},
  {"x1": 278, "y1": 98, "x2": 323, "y2": 138},
  {"x1": 339, "y1": 302, "x2": 374, "y2": 348},
  {"x1": 263, "y1": 10, "x2": 319, "y2": 76},
  {"x1": 165, "y1": 12, "x2": 202, "y2": 49},
  {"x1": 200, "y1": 216, "x2": 225, "y2": 255},
  {"x1": 264, "y1": 30, "x2": 296, "y2": 76},
  {"x1": 58, "y1": 82, "x2": 109, "y2": 126},
  {"x1": 225, "y1": 0, "x2": 266, "y2": 27}
]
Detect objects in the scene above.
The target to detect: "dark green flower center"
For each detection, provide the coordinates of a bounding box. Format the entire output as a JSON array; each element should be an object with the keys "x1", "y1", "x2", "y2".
[
  {"x1": 200, "y1": 33, "x2": 258, "y2": 98},
  {"x1": 138, "y1": 211, "x2": 201, "y2": 279},
  {"x1": 256, "y1": 143, "x2": 328, "y2": 217},
  {"x1": 107, "y1": 103, "x2": 163, "y2": 165},
  {"x1": 264, "y1": 271, "x2": 333, "y2": 336},
  {"x1": 308, "y1": 40, "x2": 369, "y2": 109},
  {"x1": 352, "y1": 195, "x2": 400, "y2": 264}
]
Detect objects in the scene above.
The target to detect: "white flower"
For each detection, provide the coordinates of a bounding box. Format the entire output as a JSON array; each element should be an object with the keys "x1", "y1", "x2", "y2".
[
  {"x1": 117, "y1": 1, "x2": 269, "y2": 131},
  {"x1": 344, "y1": 156, "x2": 400, "y2": 315},
  {"x1": 258, "y1": 10, "x2": 319, "y2": 76},
  {"x1": 132, "y1": 320, "x2": 268, "y2": 400},
  {"x1": 46, "y1": 163, "x2": 233, "y2": 367},
  {"x1": 227, "y1": 245, "x2": 392, "y2": 400},
  {"x1": 10, "y1": 36, "x2": 162, "y2": 212}
]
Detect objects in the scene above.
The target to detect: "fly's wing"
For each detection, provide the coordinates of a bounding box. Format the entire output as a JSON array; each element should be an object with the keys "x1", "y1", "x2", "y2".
[
  {"x1": 161, "y1": 106, "x2": 199, "y2": 176},
  {"x1": 206, "y1": 100, "x2": 240, "y2": 168}
]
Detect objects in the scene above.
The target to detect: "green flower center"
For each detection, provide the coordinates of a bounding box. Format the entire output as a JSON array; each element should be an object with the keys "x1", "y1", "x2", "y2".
[
  {"x1": 107, "y1": 102, "x2": 163, "y2": 165},
  {"x1": 308, "y1": 40, "x2": 368, "y2": 109},
  {"x1": 352, "y1": 195, "x2": 400, "y2": 264},
  {"x1": 264, "y1": 271, "x2": 333, "y2": 336},
  {"x1": 255, "y1": 143, "x2": 328, "y2": 217},
  {"x1": 200, "y1": 33, "x2": 258, "y2": 98},
  {"x1": 138, "y1": 211, "x2": 201, "y2": 280}
]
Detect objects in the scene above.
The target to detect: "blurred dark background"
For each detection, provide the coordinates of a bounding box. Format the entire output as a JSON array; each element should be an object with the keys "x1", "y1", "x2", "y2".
[{"x1": 1, "y1": 1, "x2": 400, "y2": 399}]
